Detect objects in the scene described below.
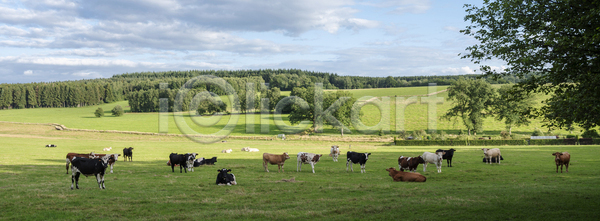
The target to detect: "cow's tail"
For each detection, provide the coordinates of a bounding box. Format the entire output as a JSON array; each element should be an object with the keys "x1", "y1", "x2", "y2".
[{"x1": 65, "y1": 158, "x2": 70, "y2": 174}]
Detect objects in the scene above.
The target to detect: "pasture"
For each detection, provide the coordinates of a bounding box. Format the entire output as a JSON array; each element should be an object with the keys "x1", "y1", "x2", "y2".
[{"x1": 1, "y1": 122, "x2": 600, "y2": 220}]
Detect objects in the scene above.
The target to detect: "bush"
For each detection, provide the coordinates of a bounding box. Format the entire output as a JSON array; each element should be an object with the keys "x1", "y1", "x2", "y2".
[
  {"x1": 500, "y1": 131, "x2": 510, "y2": 139},
  {"x1": 412, "y1": 129, "x2": 427, "y2": 140},
  {"x1": 397, "y1": 130, "x2": 408, "y2": 139},
  {"x1": 94, "y1": 107, "x2": 104, "y2": 117},
  {"x1": 378, "y1": 129, "x2": 384, "y2": 136},
  {"x1": 581, "y1": 129, "x2": 600, "y2": 138},
  {"x1": 111, "y1": 105, "x2": 124, "y2": 117},
  {"x1": 532, "y1": 128, "x2": 545, "y2": 136}
]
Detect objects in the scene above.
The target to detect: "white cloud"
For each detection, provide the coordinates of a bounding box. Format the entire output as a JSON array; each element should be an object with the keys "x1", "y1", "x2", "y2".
[{"x1": 23, "y1": 70, "x2": 33, "y2": 75}]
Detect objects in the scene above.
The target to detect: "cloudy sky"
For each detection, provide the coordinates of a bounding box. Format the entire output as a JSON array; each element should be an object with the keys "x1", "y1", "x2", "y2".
[{"x1": 0, "y1": 0, "x2": 501, "y2": 84}]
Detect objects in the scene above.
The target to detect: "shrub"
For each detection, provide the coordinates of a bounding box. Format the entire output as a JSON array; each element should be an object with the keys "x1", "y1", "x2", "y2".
[
  {"x1": 378, "y1": 129, "x2": 384, "y2": 136},
  {"x1": 397, "y1": 130, "x2": 408, "y2": 139},
  {"x1": 532, "y1": 128, "x2": 545, "y2": 136},
  {"x1": 412, "y1": 129, "x2": 427, "y2": 140},
  {"x1": 111, "y1": 105, "x2": 124, "y2": 117},
  {"x1": 581, "y1": 129, "x2": 600, "y2": 138},
  {"x1": 500, "y1": 131, "x2": 510, "y2": 139},
  {"x1": 94, "y1": 107, "x2": 104, "y2": 118}
]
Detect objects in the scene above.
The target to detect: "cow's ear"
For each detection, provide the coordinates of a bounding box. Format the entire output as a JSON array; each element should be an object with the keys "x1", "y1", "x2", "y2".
[
  {"x1": 217, "y1": 170, "x2": 221, "y2": 172},
  {"x1": 228, "y1": 169, "x2": 232, "y2": 172}
]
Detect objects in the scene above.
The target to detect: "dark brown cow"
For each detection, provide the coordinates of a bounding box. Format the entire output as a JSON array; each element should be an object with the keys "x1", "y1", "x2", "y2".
[
  {"x1": 262, "y1": 152, "x2": 290, "y2": 172},
  {"x1": 398, "y1": 156, "x2": 425, "y2": 172},
  {"x1": 552, "y1": 152, "x2": 570, "y2": 173},
  {"x1": 386, "y1": 167, "x2": 426, "y2": 182}
]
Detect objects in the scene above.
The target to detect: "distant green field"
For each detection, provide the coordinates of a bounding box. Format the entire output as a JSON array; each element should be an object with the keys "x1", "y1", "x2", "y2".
[{"x1": 0, "y1": 123, "x2": 599, "y2": 220}]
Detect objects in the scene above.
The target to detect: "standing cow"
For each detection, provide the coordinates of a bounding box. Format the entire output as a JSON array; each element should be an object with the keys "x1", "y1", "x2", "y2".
[
  {"x1": 297, "y1": 152, "x2": 323, "y2": 173},
  {"x1": 482, "y1": 148, "x2": 502, "y2": 164},
  {"x1": 329, "y1": 145, "x2": 340, "y2": 162},
  {"x1": 263, "y1": 152, "x2": 290, "y2": 172},
  {"x1": 436, "y1": 148, "x2": 456, "y2": 167},
  {"x1": 123, "y1": 147, "x2": 134, "y2": 161},
  {"x1": 169, "y1": 153, "x2": 194, "y2": 173},
  {"x1": 422, "y1": 151, "x2": 443, "y2": 173},
  {"x1": 552, "y1": 152, "x2": 570, "y2": 173},
  {"x1": 346, "y1": 151, "x2": 371, "y2": 173},
  {"x1": 398, "y1": 156, "x2": 425, "y2": 172},
  {"x1": 70, "y1": 155, "x2": 113, "y2": 189}
]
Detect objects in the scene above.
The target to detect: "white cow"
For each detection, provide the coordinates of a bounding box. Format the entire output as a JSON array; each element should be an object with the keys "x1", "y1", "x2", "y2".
[
  {"x1": 329, "y1": 145, "x2": 340, "y2": 162},
  {"x1": 297, "y1": 152, "x2": 323, "y2": 173},
  {"x1": 422, "y1": 151, "x2": 443, "y2": 173},
  {"x1": 103, "y1": 147, "x2": 112, "y2": 151},
  {"x1": 242, "y1": 147, "x2": 260, "y2": 152},
  {"x1": 221, "y1": 149, "x2": 232, "y2": 153},
  {"x1": 482, "y1": 148, "x2": 502, "y2": 164}
]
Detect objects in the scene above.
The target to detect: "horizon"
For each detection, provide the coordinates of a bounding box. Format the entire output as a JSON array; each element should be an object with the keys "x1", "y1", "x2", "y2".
[{"x1": 0, "y1": 0, "x2": 505, "y2": 84}]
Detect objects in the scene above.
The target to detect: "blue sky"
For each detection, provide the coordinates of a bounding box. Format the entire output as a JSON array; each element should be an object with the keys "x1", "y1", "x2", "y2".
[{"x1": 0, "y1": 0, "x2": 505, "y2": 84}]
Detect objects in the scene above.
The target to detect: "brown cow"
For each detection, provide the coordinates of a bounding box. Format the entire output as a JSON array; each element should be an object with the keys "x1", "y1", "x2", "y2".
[
  {"x1": 398, "y1": 156, "x2": 425, "y2": 172},
  {"x1": 552, "y1": 152, "x2": 570, "y2": 173},
  {"x1": 90, "y1": 153, "x2": 121, "y2": 173},
  {"x1": 386, "y1": 167, "x2": 426, "y2": 182},
  {"x1": 263, "y1": 152, "x2": 290, "y2": 172}
]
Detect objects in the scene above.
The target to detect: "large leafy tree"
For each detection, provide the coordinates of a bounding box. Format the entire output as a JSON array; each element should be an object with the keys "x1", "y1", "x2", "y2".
[
  {"x1": 443, "y1": 79, "x2": 495, "y2": 135},
  {"x1": 462, "y1": 0, "x2": 600, "y2": 129},
  {"x1": 288, "y1": 85, "x2": 356, "y2": 132},
  {"x1": 494, "y1": 84, "x2": 536, "y2": 134}
]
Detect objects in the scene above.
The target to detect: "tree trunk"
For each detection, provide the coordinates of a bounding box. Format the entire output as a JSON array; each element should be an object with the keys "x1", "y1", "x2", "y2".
[{"x1": 509, "y1": 127, "x2": 512, "y2": 135}]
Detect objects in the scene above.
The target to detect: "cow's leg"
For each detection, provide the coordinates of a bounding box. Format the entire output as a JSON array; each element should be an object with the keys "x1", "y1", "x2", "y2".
[
  {"x1": 423, "y1": 163, "x2": 427, "y2": 172},
  {"x1": 497, "y1": 156, "x2": 501, "y2": 164},
  {"x1": 71, "y1": 174, "x2": 75, "y2": 189},
  {"x1": 297, "y1": 161, "x2": 301, "y2": 172},
  {"x1": 346, "y1": 160, "x2": 350, "y2": 172},
  {"x1": 65, "y1": 159, "x2": 70, "y2": 174},
  {"x1": 565, "y1": 163, "x2": 568, "y2": 172},
  {"x1": 311, "y1": 163, "x2": 315, "y2": 173},
  {"x1": 171, "y1": 164, "x2": 175, "y2": 172},
  {"x1": 560, "y1": 164, "x2": 563, "y2": 173},
  {"x1": 110, "y1": 164, "x2": 114, "y2": 174},
  {"x1": 74, "y1": 173, "x2": 80, "y2": 189},
  {"x1": 556, "y1": 164, "x2": 559, "y2": 173}
]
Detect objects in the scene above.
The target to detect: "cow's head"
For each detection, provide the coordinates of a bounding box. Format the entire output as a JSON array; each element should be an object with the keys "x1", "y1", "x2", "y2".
[
  {"x1": 385, "y1": 167, "x2": 398, "y2": 176},
  {"x1": 449, "y1": 148, "x2": 456, "y2": 152},
  {"x1": 283, "y1": 152, "x2": 290, "y2": 159},
  {"x1": 552, "y1": 152, "x2": 563, "y2": 163},
  {"x1": 416, "y1": 156, "x2": 425, "y2": 164},
  {"x1": 313, "y1": 154, "x2": 323, "y2": 162},
  {"x1": 217, "y1": 168, "x2": 232, "y2": 181},
  {"x1": 481, "y1": 148, "x2": 489, "y2": 154},
  {"x1": 364, "y1": 153, "x2": 371, "y2": 160}
]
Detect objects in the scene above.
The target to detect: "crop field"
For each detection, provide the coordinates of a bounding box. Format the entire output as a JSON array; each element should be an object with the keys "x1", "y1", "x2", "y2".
[{"x1": 1, "y1": 122, "x2": 600, "y2": 220}]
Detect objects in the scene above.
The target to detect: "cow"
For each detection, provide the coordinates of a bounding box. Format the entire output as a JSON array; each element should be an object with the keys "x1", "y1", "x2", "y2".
[
  {"x1": 216, "y1": 168, "x2": 237, "y2": 185},
  {"x1": 66, "y1": 152, "x2": 94, "y2": 174},
  {"x1": 482, "y1": 148, "x2": 502, "y2": 164},
  {"x1": 169, "y1": 153, "x2": 194, "y2": 173},
  {"x1": 242, "y1": 147, "x2": 260, "y2": 152},
  {"x1": 221, "y1": 149, "x2": 232, "y2": 153},
  {"x1": 122, "y1": 147, "x2": 134, "y2": 161},
  {"x1": 262, "y1": 152, "x2": 290, "y2": 172},
  {"x1": 346, "y1": 151, "x2": 371, "y2": 173},
  {"x1": 203, "y1": 157, "x2": 217, "y2": 165},
  {"x1": 70, "y1": 155, "x2": 113, "y2": 189},
  {"x1": 297, "y1": 152, "x2": 323, "y2": 173},
  {"x1": 436, "y1": 148, "x2": 456, "y2": 167},
  {"x1": 422, "y1": 151, "x2": 443, "y2": 173},
  {"x1": 193, "y1": 157, "x2": 205, "y2": 167},
  {"x1": 329, "y1": 145, "x2": 340, "y2": 162},
  {"x1": 103, "y1": 147, "x2": 112, "y2": 151},
  {"x1": 45, "y1": 144, "x2": 57, "y2": 147},
  {"x1": 386, "y1": 167, "x2": 426, "y2": 182},
  {"x1": 89, "y1": 153, "x2": 120, "y2": 173},
  {"x1": 398, "y1": 156, "x2": 425, "y2": 172},
  {"x1": 186, "y1": 153, "x2": 199, "y2": 172},
  {"x1": 552, "y1": 152, "x2": 570, "y2": 173}
]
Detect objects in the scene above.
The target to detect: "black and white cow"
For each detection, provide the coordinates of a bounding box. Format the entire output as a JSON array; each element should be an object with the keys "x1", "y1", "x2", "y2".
[
  {"x1": 436, "y1": 148, "x2": 456, "y2": 167},
  {"x1": 203, "y1": 157, "x2": 217, "y2": 165},
  {"x1": 169, "y1": 153, "x2": 194, "y2": 173},
  {"x1": 297, "y1": 152, "x2": 323, "y2": 173},
  {"x1": 123, "y1": 147, "x2": 134, "y2": 161},
  {"x1": 215, "y1": 168, "x2": 237, "y2": 185},
  {"x1": 346, "y1": 151, "x2": 371, "y2": 173},
  {"x1": 70, "y1": 155, "x2": 112, "y2": 189},
  {"x1": 45, "y1": 144, "x2": 57, "y2": 147}
]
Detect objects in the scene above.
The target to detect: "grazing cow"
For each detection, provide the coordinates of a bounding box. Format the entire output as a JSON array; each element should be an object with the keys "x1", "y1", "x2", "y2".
[
  {"x1": 203, "y1": 157, "x2": 217, "y2": 165},
  {"x1": 103, "y1": 147, "x2": 112, "y2": 151},
  {"x1": 297, "y1": 152, "x2": 323, "y2": 173},
  {"x1": 436, "y1": 148, "x2": 456, "y2": 167},
  {"x1": 70, "y1": 155, "x2": 113, "y2": 189},
  {"x1": 482, "y1": 148, "x2": 502, "y2": 164},
  {"x1": 221, "y1": 149, "x2": 232, "y2": 153},
  {"x1": 45, "y1": 144, "x2": 57, "y2": 147},
  {"x1": 346, "y1": 151, "x2": 371, "y2": 173},
  {"x1": 422, "y1": 152, "x2": 443, "y2": 173},
  {"x1": 169, "y1": 153, "x2": 194, "y2": 173},
  {"x1": 552, "y1": 152, "x2": 570, "y2": 173},
  {"x1": 329, "y1": 145, "x2": 340, "y2": 162},
  {"x1": 398, "y1": 156, "x2": 425, "y2": 172},
  {"x1": 262, "y1": 152, "x2": 290, "y2": 172},
  {"x1": 386, "y1": 167, "x2": 426, "y2": 182},
  {"x1": 122, "y1": 147, "x2": 134, "y2": 161},
  {"x1": 88, "y1": 153, "x2": 120, "y2": 173},
  {"x1": 216, "y1": 168, "x2": 237, "y2": 185}
]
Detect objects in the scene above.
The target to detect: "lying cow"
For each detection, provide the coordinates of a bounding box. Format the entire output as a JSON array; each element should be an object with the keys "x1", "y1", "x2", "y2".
[
  {"x1": 263, "y1": 152, "x2": 290, "y2": 172},
  {"x1": 552, "y1": 152, "x2": 570, "y2": 173},
  {"x1": 203, "y1": 157, "x2": 217, "y2": 165},
  {"x1": 398, "y1": 156, "x2": 424, "y2": 172},
  {"x1": 422, "y1": 151, "x2": 443, "y2": 173},
  {"x1": 70, "y1": 155, "x2": 113, "y2": 189},
  {"x1": 103, "y1": 147, "x2": 112, "y2": 151},
  {"x1": 122, "y1": 147, "x2": 134, "y2": 161},
  {"x1": 482, "y1": 148, "x2": 502, "y2": 164},
  {"x1": 216, "y1": 168, "x2": 237, "y2": 185},
  {"x1": 436, "y1": 148, "x2": 456, "y2": 167},
  {"x1": 45, "y1": 144, "x2": 57, "y2": 147},
  {"x1": 221, "y1": 149, "x2": 232, "y2": 153},
  {"x1": 329, "y1": 145, "x2": 340, "y2": 162},
  {"x1": 242, "y1": 147, "x2": 260, "y2": 152},
  {"x1": 346, "y1": 151, "x2": 371, "y2": 173},
  {"x1": 386, "y1": 167, "x2": 426, "y2": 182},
  {"x1": 169, "y1": 153, "x2": 194, "y2": 173},
  {"x1": 297, "y1": 152, "x2": 323, "y2": 173}
]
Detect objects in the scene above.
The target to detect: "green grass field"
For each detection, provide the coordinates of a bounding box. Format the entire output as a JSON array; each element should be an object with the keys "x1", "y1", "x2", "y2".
[{"x1": 1, "y1": 122, "x2": 599, "y2": 220}]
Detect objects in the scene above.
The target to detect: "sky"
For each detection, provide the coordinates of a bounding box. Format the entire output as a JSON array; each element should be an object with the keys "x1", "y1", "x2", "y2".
[{"x1": 0, "y1": 0, "x2": 503, "y2": 84}]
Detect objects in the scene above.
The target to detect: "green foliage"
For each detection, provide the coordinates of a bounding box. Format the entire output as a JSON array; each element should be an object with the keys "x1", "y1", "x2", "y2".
[
  {"x1": 581, "y1": 129, "x2": 600, "y2": 138},
  {"x1": 288, "y1": 85, "x2": 356, "y2": 132},
  {"x1": 378, "y1": 129, "x2": 384, "y2": 136},
  {"x1": 494, "y1": 84, "x2": 535, "y2": 134},
  {"x1": 532, "y1": 128, "x2": 545, "y2": 136},
  {"x1": 94, "y1": 107, "x2": 104, "y2": 117},
  {"x1": 111, "y1": 105, "x2": 124, "y2": 117},
  {"x1": 500, "y1": 131, "x2": 510, "y2": 139},
  {"x1": 412, "y1": 129, "x2": 427, "y2": 140},
  {"x1": 395, "y1": 139, "x2": 527, "y2": 146},
  {"x1": 462, "y1": 0, "x2": 600, "y2": 130},
  {"x1": 397, "y1": 130, "x2": 408, "y2": 139},
  {"x1": 443, "y1": 79, "x2": 495, "y2": 135}
]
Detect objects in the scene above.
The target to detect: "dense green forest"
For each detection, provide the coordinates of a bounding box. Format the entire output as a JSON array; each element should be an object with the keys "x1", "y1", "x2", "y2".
[{"x1": 0, "y1": 69, "x2": 522, "y2": 111}]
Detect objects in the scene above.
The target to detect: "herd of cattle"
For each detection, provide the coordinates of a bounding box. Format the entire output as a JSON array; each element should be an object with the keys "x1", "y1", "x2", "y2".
[{"x1": 63, "y1": 145, "x2": 572, "y2": 189}]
